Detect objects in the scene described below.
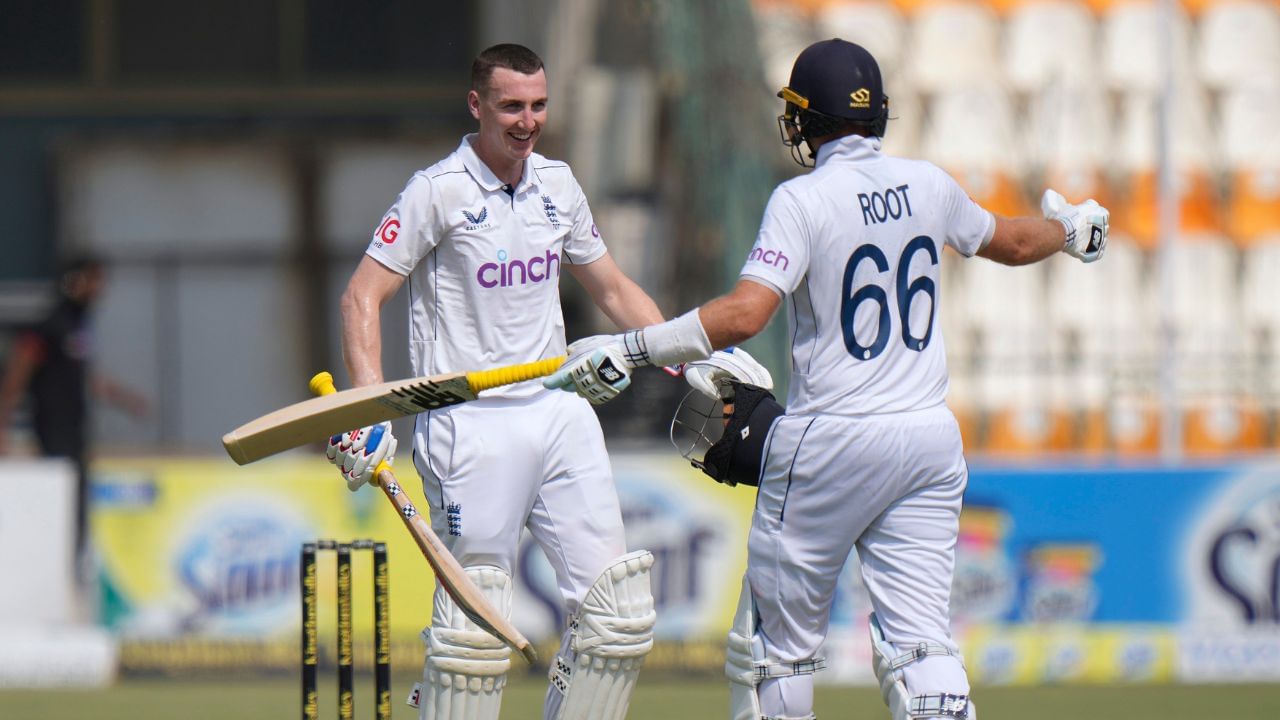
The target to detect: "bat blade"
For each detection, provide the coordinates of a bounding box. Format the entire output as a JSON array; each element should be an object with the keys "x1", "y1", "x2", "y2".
[
  {"x1": 222, "y1": 373, "x2": 474, "y2": 465},
  {"x1": 221, "y1": 356, "x2": 565, "y2": 466}
]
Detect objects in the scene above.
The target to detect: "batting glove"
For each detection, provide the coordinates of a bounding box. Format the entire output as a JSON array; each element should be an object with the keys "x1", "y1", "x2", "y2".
[
  {"x1": 684, "y1": 347, "x2": 773, "y2": 401},
  {"x1": 543, "y1": 335, "x2": 636, "y2": 405},
  {"x1": 1042, "y1": 188, "x2": 1109, "y2": 263},
  {"x1": 326, "y1": 421, "x2": 397, "y2": 492}
]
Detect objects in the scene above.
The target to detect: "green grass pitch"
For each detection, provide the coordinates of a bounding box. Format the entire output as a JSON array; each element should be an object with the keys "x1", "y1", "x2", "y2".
[{"x1": 2, "y1": 673, "x2": 1279, "y2": 719}]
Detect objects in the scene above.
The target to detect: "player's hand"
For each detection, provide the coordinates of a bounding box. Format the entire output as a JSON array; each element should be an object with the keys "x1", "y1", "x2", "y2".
[
  {"x1": 684, "y1": 347, "x2": 773, "y2": 401},
  {"x1": 543, "y1": 335, "x2": 635, "y2": 405},
  {"x1": 1042, "y1": 188, "x2": 1108, "y2": 263},
  {"x1": 326, "y1": 421, "x2": 397, "y2": 492}
]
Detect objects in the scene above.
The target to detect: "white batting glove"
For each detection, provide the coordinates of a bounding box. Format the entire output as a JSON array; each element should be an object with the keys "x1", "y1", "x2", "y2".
[
  {"x1": 326, "y1": 421, "x2": 397, "y2": 492},
  {"x1": 543, "y1": 335, "x2": 637, "y2": 405},
  {"x1": 685, "y1": 347, "x2": 773, "y2": 401},
  {"x1": 1042, "y1": 188, "x2": 1109, "y2": 263}
]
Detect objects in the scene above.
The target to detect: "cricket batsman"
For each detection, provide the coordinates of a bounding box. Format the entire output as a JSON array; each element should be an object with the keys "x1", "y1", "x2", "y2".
[
  {"x1": 547, "y1": 38, "x2": 1108, "y2": 720},
  {"x1": 326, "y1": 43, "x2": 685, "y2": 720}
]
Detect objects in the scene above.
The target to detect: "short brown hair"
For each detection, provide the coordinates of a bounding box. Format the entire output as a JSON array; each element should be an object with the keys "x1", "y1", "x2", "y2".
[{"x1": 471, "y1": 44, "x2": 544, "y2": 95}]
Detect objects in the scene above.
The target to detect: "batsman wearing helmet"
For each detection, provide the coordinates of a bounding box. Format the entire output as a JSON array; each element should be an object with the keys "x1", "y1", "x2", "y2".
[
  {"x1": 330, "y1": 44, "x2": 668, "y2": 720},
  {"x1": 548, "y1": 39, "x2": 1108, "y2": 720}
]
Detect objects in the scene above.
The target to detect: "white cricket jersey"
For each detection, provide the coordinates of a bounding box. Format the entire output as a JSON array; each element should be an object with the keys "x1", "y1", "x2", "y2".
[
  {"x1": 365, "y1": 135, "x2": 606, "y2": 398},
  {"x1": 741, "y1": 135, "x2": 994, "y2": 416}
]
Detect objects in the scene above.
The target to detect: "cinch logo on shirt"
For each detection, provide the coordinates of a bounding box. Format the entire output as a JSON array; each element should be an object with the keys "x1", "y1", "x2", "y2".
[
  {"x1": 747, "y1": 247, "x2": 789, "y2": 271},
  {"x1": 462, "y1": 207, "x2": 491, "y2": 231},
  {"x1": 476, "y1": 249, "x2": 561, "y2": 288}
]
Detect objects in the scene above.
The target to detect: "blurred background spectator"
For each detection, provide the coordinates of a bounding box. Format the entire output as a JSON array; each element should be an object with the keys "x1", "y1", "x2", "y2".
[{"x1": 0, "y1": 255, "x2": 148, "y2": 561}]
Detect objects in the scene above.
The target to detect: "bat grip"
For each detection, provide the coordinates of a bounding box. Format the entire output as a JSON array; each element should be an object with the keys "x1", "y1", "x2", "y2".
[
  {"x1": 465, "y1": 355, "x2": 567, "y2": 393},
  {"x1": 309, "y1": 371, "x2": 392, "y2": 477}
]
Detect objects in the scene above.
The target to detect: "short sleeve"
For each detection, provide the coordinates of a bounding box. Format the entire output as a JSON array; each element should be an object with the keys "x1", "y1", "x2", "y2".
[
  {"x1": 739, "y1": 185, "x2": 809, "y2": 295},
  {"x1": 561, "y1": 176, "x2": 607, "y2": 266},
  {"x1": 365, "y1": 174, "x2": 440, "y2": 275},
  {"x1": 935, "y1": 167, "x2": 995, "y2": 257}
]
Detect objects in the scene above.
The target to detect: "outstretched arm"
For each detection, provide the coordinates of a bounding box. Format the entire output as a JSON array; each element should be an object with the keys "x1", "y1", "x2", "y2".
[
  {"x1": 978, "y1": 216, "x2": 1068, "y2": 266},
  {"x1": 545, "y1": 278, "x2": 781, "y2": 404},
  {"x1": 696, "y1": 279, "x2": 782, "y2": 349},
  {"x1": 980, "y1": 189, "x2": 1109, "y2": 266}
]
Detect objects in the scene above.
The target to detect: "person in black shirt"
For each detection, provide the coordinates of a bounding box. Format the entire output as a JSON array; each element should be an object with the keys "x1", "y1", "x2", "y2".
[{"x1": 0, "y1": 256, "x2": 148, "y2": 561}]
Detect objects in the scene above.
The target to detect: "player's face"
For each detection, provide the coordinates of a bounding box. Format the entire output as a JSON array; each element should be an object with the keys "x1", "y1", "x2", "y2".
[{"x1": 469, "y1": 68, "x2": 548, "y2": 170}]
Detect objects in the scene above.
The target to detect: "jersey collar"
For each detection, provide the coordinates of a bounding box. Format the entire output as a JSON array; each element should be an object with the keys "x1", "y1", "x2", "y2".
[
  {"x1": 815, "y1": 134, "x2": 883, "y2": 168},
  {"x1": 459, "y1": 134, "x2": 540, "y2": 194}
]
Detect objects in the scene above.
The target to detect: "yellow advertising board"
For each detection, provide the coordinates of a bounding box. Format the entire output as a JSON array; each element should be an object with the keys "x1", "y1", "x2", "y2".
[{"x1": 91, "y1": 452, "x2": 758, "y2": 673}]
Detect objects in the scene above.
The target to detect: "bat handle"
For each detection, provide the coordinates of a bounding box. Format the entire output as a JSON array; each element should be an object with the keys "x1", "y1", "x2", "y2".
[
  {"x1": 465, "y1": 355, "x2": 567, "y2": 393},
  {"x1": 308, "y1": 371, "x2": 337, "y2": 397},
  {"x1": 309, "y1": 371, "x2": 392, "y2": 477}
]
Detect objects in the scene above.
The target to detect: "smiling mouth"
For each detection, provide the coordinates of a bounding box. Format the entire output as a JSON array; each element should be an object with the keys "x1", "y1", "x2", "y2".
[{"x1": 509, "y1": 130, "x2": 534, "y2": 142}]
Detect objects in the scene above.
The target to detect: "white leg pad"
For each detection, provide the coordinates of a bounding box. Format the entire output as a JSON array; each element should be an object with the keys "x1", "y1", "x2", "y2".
[
  {"x1": 869, "y1": 613, "x2": 972, "y2": 720},
  {"x1": 418, "y1": 566, "x2": 513, "y2": 720},
  {"x1": 546, "y1": 550, "x2": 656, "y2": 720},
  {"x1": 726, "y1": 577, "x2": 822, "y2": 720}
]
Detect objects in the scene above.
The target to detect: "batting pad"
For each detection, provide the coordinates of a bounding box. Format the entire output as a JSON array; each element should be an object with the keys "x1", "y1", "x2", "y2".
[
  {"x1": 726, "y1": 576, "x2": 824, "y2": 720},
  {"x1": 546, "y1": 550, "x2": 656, "y2": 720},
  {"x1": 418, "y1": 566, "x2": 513, "y2": 720},
  {"x1": 869, "y1": 613, "x2": 972, "y2": 720}
]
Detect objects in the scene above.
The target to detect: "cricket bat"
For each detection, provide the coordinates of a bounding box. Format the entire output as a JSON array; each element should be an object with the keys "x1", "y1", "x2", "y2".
[
  {"x1": 221, "y1": 356, "x2": 565, "y2": 465},
  {"x1": 308, "y1": 371, "x2": 537, "y2": 664}
]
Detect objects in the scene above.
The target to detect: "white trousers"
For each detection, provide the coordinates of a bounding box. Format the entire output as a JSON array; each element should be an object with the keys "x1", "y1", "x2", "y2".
[
  {"x1": 749, "y1": 404, "x2": 971, "y2": 709},
  {"x1": 413, "y1": 390, "x2": 627, "y2": 613}
]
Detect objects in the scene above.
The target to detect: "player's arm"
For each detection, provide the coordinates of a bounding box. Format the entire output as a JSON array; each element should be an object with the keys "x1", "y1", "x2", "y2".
[
  {"x1": 978, "y1": 216, "x2": 1069, "y2": 266},
  {"x1": 566, "y1": 251, "x2": 664, "y2": 329},
  {"x1": 90, "y1": 374, "x2": 150, "y2": 419},
  {"x1": 696, "y1": 279, "x2": 781, "y2": 349},
  {"x1": 545, "y1": 279, "x2": 781, "y2": 404},
  {"x1": 340, "y1": 256, "x2": 407, "y2": 388},
  {"x1": 331, "y1": 255, "x2": 405, "y2": 491},
  {"x1": 979, "y1": 189, "x2": 1109, "y2": 266}
]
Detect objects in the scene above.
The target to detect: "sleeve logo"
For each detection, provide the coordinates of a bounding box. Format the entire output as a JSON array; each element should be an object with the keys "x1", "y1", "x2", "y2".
[{"x1": 375, "y1": 216, "x2": 400, "y2": 246}]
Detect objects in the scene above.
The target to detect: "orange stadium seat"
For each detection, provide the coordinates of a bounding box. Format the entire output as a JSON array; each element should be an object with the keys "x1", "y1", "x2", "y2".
[
  {"x1": 1114, "y1": 88, "x2": 1221, "y2": 248},
  {"x1": 982, "y1": 404, "x2": 1077, "y2": 455},
  {"x1": 1117, "y1": 170, "x2": 1223, "y2": 249},
  {"x1": 1183, "y1": 398, "x2": 1268, "y2": 455},
  {"x1": 1092, "y1": 399, "x2": 1162, "y2": 456},
  {"x1": 1226, "y1": 169, "x2": 1280, "y2": 244}
]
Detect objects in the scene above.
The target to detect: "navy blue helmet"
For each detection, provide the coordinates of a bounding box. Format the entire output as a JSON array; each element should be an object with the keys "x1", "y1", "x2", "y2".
[{"x1": 778, "y1": 39, "x2": 890, "y2": 166}]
